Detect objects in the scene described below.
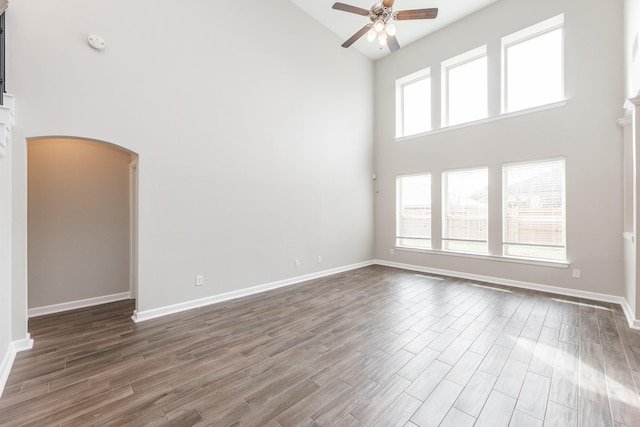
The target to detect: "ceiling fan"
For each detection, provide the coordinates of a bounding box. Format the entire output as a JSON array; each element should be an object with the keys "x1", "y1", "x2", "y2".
[{"x1": 332, "y1": 0, "x2": 438, "y2": 52}]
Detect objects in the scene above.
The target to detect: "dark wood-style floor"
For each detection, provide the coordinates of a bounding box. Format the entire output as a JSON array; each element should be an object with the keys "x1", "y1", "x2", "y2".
[{"x1": 1, "y1": 266, "x2": 640, "y2": 426}]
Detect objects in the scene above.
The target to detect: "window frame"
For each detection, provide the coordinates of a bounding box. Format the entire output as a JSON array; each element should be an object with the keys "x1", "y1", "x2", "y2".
[
  {"x1": 502, "y1": 157, "x2": 567, "y2": 262},
  {"x1": 395, "y1": 67, "x2": 431, "y2": 138},
  {"x1": 441, "y1": 45, "x2": 488, "y2": 127},
  {"x1": 396, "y1": 173, "x2": 432, "y2": 249},
  {"x1": 441, "y1": 166, "x2": 489, "y2": 255},
  {"x1": 501, "y1": 14, "x2": 565, "y2": 114}
]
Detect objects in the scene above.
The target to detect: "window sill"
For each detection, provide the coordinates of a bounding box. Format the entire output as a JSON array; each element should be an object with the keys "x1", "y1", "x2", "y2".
[
  {"x1": 395, "y1": 99, "x2": 568, "y2": 142},
  {"x1": 394, "y1": 245, "x2": 570, "y2": 269}
]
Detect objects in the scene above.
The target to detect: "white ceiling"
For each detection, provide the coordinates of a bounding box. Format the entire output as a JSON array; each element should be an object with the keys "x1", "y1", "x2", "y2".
[{"x1": 289, "y1": 0, "x2": 500, "y2": 60}]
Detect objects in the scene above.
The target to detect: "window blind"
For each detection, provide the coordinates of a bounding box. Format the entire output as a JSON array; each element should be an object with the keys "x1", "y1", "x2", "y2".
[
  {"x1": 442, "y1": 167, "x2": 488, "y2": 254},
  {"x1": 397, "y1": 174, "x2": 432, "y2": 249},
  {"x1": 503, "y1": 158, "x2": 566, "y2": 261}
]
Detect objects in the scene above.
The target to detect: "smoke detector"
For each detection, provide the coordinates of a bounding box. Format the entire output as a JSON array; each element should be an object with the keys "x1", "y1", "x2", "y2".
[{"x1": 87, "y1": 34, "x2": 106, "y2": 50}]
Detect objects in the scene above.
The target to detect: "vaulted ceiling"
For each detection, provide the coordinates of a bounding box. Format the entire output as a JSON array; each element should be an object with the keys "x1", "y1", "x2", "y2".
[{"x1": 289, "y1": 0, "x2": 500, "y2": 60}]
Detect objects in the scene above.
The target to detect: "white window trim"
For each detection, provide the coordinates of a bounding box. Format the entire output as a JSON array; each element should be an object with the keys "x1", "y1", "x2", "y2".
[
  {"x1": 394, "y1": 245, "x2": 570, "y2": 269},
  {"x1": 395, "y1": 67, "x2": 431, "y2": 138},
  {"x1": 395, "y1": 98, "x2": 567, "y2": 143},
  {"x1": 501, "y1": 14, "x2": 565, "y2": 52},
  {"x1": 441, "y1": 45, "x2": 487, "y2": 127},
  {"x1": 393, "y1": 14, "x2": 567, "y2": 142},
  {"x1": 501, "y1": 14, "x2": 565, "y2": 114}
]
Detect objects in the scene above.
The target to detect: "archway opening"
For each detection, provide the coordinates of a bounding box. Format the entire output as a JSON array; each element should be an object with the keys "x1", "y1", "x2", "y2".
[{"x1": 27, "y1": 137, "x2": 139, "y2": 317}]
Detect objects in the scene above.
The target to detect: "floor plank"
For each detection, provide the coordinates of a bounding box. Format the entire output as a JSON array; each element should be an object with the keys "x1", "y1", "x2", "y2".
[{"x1": 1, "y1": 265, "x2": 639, "y2": 426}]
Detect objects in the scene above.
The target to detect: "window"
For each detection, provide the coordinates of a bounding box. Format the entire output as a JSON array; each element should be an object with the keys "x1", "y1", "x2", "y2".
[
  {"x1": 396, "y1": 68, "x2": 431, "y2": 137},
  {"x1": 503, "y1": 158, "x2": 566, "y2": 261},
  {"x1": 397, "y1": 174, "x2": 432, "y2": 249},
  {"x1": 502, "y1": 14, "x2": 564, "y2": 113},
  {"x1": 442, "y1": 46, "x2": 488, "y2": 126},
  {"x1": 442, "y1": 167, "x2": 488, "y2": 254}
]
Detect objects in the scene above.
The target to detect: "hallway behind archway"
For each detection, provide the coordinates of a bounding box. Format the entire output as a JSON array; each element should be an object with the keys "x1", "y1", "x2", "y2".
[{"x1": 28, "y1": 138, "x2": 135, "y2": 316}]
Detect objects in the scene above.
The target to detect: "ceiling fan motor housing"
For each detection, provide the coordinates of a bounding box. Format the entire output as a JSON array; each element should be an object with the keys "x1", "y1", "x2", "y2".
[{"x1": 369, "y1": 2, "x2": 393, "y2": 22}]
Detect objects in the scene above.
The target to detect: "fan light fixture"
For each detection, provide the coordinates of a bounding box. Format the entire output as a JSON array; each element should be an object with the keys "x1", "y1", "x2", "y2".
[
  {"x1": 371, "y1": 18, "x2": 394, "y2": 48},
  {"x1": 385, "y1": 23, "x2": 396, "y2": 36},
  {"x1": 373, "y1": 19, "x2": 385, "y2": 32},
  {"x1": 332, "y1": 1, "x2": 439, "y2": 53}
]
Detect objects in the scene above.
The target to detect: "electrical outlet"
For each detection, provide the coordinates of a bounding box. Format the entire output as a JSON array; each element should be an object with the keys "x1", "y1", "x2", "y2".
[
  {"x1": 317, "y1": 256, "x2": 322, "y2": 264},
  {"x1": 390, "y1": 248, "x2": 395, "y2": 255},
  {"x1": 572, "y1": 269, "x2": 581, "y2": 279},
  {"x1": 295, "y1": 259, "x2": 301, "y2": 268},
  {"x1": 195, "y1": 275, "x2": 204, "y2": 286}
]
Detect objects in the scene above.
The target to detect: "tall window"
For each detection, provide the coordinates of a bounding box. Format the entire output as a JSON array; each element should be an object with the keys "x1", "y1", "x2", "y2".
[
  {"x1": 396, "y1": 68, "x2": 431, "y2": 138},
  {"x1": 442, "y1": 167, "x2": 488, "y2": 254},
  {"x1": 503, "y1": 158, "x2": 566, "y2": 261},
  {"x1": 442, "y1": 46, "x2": 488, "y2": 126},
  {"x1": 397, "y1": 174, "x2": 432, "y2": 249},
  {"x1": 502, "y1": 14, "x2": 564, "y2": 113}
]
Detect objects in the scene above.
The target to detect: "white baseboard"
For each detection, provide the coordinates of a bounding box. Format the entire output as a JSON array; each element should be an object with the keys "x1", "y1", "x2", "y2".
[
  {"x1": 620, "y1": 298, "x2": 640, "y2": 329},
  {"x1": 132, "y1": 261, "x2": 375, "y2": 323},
  {"x1": 0, "y1": 334, "x2": 34, "y2": 399},
  {"x1": 131, "y1": 258, "x2": 640, "y2": 330},
  {"x1": 28, "y1": 292, "x2": 131, "y2": 318},
  {"x1": 375, "y1": 259, "x2": 640, "y2": 330}
]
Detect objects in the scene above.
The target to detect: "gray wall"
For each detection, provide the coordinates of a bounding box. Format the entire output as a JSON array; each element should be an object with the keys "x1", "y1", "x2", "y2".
[
  {"x1": 374, "y1": 0, "x2": 625, "y2": 296},
  {"x1": 7, "y1": 0, "x2": 374, "y2": 323},
  {"x1": 27, "y1": 138, "x2": 132, "y2": 309}
]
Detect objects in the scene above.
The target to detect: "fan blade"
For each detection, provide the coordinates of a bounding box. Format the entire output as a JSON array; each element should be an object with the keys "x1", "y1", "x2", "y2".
[
  {"x1": 394, "y1": 8, "x2": 439, "y2": 20},
  {"x1": 387, "y1": 34, "x2": 400, "y2": 52},
  {"x1": 382, "y1": 0, "x2": 395, "y2": 8},
  {"x1": 332, "y1": 2, "x2": 370, "y2": 16},
  {"x1": 342, "y1": 24, "x2": 373, "y2": 48}
]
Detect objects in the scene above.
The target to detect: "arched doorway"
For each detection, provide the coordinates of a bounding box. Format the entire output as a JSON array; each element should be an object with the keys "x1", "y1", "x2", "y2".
[{"x1": 27, "y1": 137, "x2": 138, "y2": 317}]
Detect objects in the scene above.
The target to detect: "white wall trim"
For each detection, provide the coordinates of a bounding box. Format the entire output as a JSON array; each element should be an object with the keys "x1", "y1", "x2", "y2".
[
  {"x1": 0, "y1": 93, "x2": 14, "y2": 157},
  {"x1": 375, "y1": 259, "x2": 640, "y2": 330},
  {"x1": 28, "y1": 292, "x2": 131, "y2": 318},
  {"x1": 132, "y1": 261, "x2": 375, "y2": 323},
  {"x1": 618, "y1": 116, "x2": 633, "y2": 127},
  {"x1": 394, "y1": 246, "x2": 569, "y2": 269},
  {"x1": 395, "y1": 99, "x2": 568, "y2": 142},
  {"x1": 0, "y1": 334, "x2": 34, "y2": 399},
  {"x1": 131, "y1": 259, "x2": 640, "y2": 330},
  {"x1": 620, "y1": 298, "x2": 640, "y2": 329}
]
